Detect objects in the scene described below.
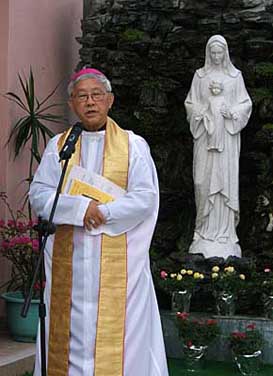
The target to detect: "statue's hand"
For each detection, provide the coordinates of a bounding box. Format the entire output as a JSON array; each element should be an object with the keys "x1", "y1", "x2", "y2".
[
  {"x1": 220, "y1": 105, "x2": 233, "y2": 119},
  {"x1": 195, "y1": 107, "x2": 207, "y2": 121}
]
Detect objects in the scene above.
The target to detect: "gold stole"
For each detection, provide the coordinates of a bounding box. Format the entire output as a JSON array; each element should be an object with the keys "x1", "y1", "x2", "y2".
[{"x1": 47, "y1": 117, "x2": 129, "y2": 376}]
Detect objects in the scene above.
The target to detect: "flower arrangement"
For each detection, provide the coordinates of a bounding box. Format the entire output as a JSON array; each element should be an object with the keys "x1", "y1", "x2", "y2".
[
  {"x1": 229, "y1": 323, "x2": 264, "y2": 355},
  {"x1": 176, "y1": 312, "x2": 221, "y2": 347},
  {"x1": 159, "y1": 268, "x2": 205, "y2": 294},
  {"x1": 258, "y1": 267, "x2": 273, "y2": 296},
  {"x1": 0, "y1": 193, "x2": 39, "y2": 298},
  {"x1": 210, "y1": 265, "x2": 246, "y2": 294}
]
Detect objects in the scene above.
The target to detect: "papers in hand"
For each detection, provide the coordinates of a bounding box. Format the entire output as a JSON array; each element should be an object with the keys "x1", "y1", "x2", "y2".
[{"x1": 64, "y1": 166, "x2": 126, "y2": 204}]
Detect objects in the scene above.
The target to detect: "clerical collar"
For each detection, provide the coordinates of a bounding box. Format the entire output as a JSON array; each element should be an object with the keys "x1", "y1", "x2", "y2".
[{"x1": 81, "y1": 123, "x2": 106, "y2": 132}]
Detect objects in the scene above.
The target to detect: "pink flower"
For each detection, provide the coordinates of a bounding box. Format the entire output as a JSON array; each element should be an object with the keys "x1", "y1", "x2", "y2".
[
  {"x1": 246, "y1": 323, "x2": 256, "y2": 330},
  {"x1": 0, "y1": 220, "x2": 5, "y2": 227},
  {"x1": 176, "y1": 312, "x2": 189, "y2": 320},
  {"x1": 1, "y1": 240, "x2": 10, "y2": 249},
  {"x1": 32, "y1": 239, "x2": 39, "y2": 252},
  {"x1": 7, "y1": 220, "x2": 16, "y2": 228},
  {"x1": 160, "y1": 270, "x2": 168, "y2": 280},
  {"x1": 264, "y1": 268, "x2": 271, "y2": 273}
]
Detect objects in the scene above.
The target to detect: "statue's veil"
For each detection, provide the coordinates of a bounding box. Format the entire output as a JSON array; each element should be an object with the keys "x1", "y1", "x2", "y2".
[{"x1": 197, "y1": 35, "x2": 240, "y2": 78}]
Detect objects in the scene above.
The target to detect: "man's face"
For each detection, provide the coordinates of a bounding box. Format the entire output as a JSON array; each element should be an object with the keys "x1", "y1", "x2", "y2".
[{"x1": 69, "y1": 78, "x2": 114, "y2": 131}]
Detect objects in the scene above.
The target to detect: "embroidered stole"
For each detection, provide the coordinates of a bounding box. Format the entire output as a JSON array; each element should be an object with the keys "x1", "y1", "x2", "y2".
[{"x1": 47, "y1": 117, "x2": 129, "y2": 376}]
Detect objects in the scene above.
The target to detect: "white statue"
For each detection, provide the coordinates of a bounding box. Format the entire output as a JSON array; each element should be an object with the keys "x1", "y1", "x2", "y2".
[{"x1": 184, "y1": 35, "x2": 252, "y2": 259}]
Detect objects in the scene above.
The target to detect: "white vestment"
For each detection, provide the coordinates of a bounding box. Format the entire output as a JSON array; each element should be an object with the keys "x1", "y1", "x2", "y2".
[{"x1": 29, "y1": 129, "x2": 169, "y2": 376}]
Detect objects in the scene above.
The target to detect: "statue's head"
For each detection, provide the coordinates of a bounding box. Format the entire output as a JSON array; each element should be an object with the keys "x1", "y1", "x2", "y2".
[
  {"x1": 206, "y1": 35, "x2": 229, "y2": 70},
  {"x1": 198, "y1": 35, "x2": 239, "y2": 78}
]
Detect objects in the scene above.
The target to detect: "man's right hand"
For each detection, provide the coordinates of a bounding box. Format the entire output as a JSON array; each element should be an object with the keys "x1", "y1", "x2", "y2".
[{"x1": 83, "y1": 200, "x2": 106, "y2": 230}]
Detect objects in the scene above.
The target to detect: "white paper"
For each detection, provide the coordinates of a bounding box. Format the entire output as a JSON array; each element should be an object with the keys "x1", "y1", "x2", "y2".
[{"x1": 64, "y1": 165, "x2": 126, "y2": 199}]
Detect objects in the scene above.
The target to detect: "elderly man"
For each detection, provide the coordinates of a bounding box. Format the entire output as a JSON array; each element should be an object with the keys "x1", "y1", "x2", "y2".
[{"x1": 29, "y1": 68, "x2": 169, "y2": 376}]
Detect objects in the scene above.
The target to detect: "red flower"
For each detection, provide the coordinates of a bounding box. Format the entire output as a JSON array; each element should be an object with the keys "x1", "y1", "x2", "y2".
[
  {"x1": 187, "y1": 341, "x2": 193, "y2": 348},
  {"x1": 206, "y1": 319, "x2": 217, "y2": 325},
  {"x1": 32, "y1": 239, "x2": 39, "y2": 252},
  {"x1": 160, "y1": 270, "x2": 168, "y2": 280},
  {"x1": 7, "y1": 220, "x2": 16, "y2": 228},
  {"x1": 176, "y1": 312, "x2": 189, "y2": 320},
  {"x1": 0, "y1": 220, "x2": 5, "y2": 227},
  {"x1": 246, "y1": 323, "x2": 256, "y2": 330}
]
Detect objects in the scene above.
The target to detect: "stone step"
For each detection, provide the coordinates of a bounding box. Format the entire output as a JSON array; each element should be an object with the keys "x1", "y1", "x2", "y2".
[{"x1": 0, "y1": 329, "x2": 35, "y2": 376}]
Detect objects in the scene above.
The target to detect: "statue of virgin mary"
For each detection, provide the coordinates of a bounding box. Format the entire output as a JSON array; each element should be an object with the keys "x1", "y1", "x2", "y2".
[{"x1": 185, "y1": 35, "x2": 252, "y2": 259}]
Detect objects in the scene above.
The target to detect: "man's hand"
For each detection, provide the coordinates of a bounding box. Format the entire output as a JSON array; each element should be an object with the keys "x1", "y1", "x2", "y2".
[{"x1": 83, "y1": 201, "x2": 106, "y2": 230}]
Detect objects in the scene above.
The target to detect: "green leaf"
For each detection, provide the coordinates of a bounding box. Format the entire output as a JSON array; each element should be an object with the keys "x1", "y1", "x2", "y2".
[{"x1": 4, "y1": 92, "x2": 27, "y2": 111}]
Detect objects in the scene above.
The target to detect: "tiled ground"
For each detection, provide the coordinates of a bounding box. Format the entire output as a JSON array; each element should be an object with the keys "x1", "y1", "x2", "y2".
[{"x1": 0, "y1": 328, "x2": 35, "y2": 376}]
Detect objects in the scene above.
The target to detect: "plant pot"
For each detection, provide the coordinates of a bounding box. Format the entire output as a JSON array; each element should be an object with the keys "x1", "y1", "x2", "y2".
[
  {"x1": 214, "y1": 290, "x2": 236, "y2": 316},
  {"x1": 182, "y1": 344, "x2": 208, "y2": 372},
  {"x1": 171, "y1": 289, "x2": 192, "y2": 313},
  {"x1": 1, "y1": 291, "x2": 39, "y2": 342},
  {"x1": 233, "y1": 350, "x2": 262, "y2": 376}
]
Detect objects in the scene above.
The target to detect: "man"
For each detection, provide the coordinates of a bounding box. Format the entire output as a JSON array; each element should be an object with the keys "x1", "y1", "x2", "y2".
[{"x1": 29, "y1": 68, "x2": 169, "y2": 376}]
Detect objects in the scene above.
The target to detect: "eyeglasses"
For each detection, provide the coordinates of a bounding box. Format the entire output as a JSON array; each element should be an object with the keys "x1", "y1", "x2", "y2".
[{"x1": 73, "y1": 91, "x2": 109, "y2": 102}]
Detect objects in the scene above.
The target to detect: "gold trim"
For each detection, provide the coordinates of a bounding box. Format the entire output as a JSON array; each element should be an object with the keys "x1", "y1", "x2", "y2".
[{"x1": 94, "y1": 118, "x2": 128, "y2": 376}]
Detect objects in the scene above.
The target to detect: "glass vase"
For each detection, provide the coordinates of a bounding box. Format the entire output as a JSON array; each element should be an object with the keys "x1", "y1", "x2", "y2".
[
  {"x1": 263, "y1": 294, "x2": 273, "y2": 319},
  {"x1": 214, "y1": 290, "x2": 236, "y2": 316},
  {"x1": 182, "y1": 344, "x2": 208, "y2": 372},
  {"x1": 233, "y1": 350, "x2": 262, "y2": 376},
  {"x1": 171, "y1": 289, "x2": 192, "y2": 313}
]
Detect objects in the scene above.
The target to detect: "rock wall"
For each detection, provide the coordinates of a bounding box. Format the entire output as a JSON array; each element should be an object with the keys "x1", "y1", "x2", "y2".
[{"x1": 78, "y1": 0, "x2": 273, "y2": 267}]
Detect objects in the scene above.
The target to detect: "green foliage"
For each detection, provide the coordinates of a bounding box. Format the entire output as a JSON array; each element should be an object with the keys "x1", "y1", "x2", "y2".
[
  {"x1": 210, "y1": 265, "x2": 246, "y2": 295},
  {"x1": 177, "y1": 312, "x2": 221, "y2": 347},
  {"x1": 229, "y1": 323, "x2": 264, "y2": 355},
  {"x1": 255, "y1": 62, "x2": 273, "y2": 79},
  {"x1": 250, "y1": 87, "x2": 273, "y2": 105},
  {"x1": 4, "y1": 67, "x2": 65, "y2": 215},
  {"x1": 156, "y1": 268, "x2": 205, "y2": 294},
  {"x1": 121, "y1": 28, "x2": 145, "y2": 42},
  {"x1": 263, "y1": 123, "x2": 273, "y2": 131}
]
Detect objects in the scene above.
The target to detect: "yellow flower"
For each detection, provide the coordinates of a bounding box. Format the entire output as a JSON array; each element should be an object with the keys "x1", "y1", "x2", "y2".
[
  {"x1": 170, "y1": 273, "x2": 177, "y2": 278},
  {"x1": 180, "y1": 269, "x2": 187, "y2": 275},
  {"x1": 212, "y1": 266, "x2": 220, "y2": 273},
  {"x1": 239, "y1": 274, "x2": 246, "y2": 280},
  {"x1": 187, "y1": 270, "x2": 193, "y2": 275},
  {"x1": 212, "y1": 273, "x2": 219, "y2": 279},
  {"x1": 199, "y1": 273, "x2": 204, "y2": 279},
  {"x1": 224, "y1": 266, "x2": 235, "y2": 273},
  {"x1": 177, "y1": 274, "x2": 183, "y2": 281},
  {"x1": 193, "y1": 272, "x2": 200, "y2": 279}
]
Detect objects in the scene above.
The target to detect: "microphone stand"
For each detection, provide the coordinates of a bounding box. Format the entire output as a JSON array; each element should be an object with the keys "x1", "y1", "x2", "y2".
[{"x1": 21, "y1": 157, "x2": 70, "y2": 376}]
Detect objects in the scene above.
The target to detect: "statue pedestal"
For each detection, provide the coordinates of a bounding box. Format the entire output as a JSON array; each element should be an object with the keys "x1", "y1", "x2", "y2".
[{"x1": 189, "y1": 238, "x2": 241, "y2": 259}]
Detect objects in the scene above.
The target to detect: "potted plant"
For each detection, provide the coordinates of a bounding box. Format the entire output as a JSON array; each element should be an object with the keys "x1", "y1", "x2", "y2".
[
  {"x1": 0, "y1": 192, "x2": 41, "y2": 342},
  {"x1": 4, "y1": 67, "x2": 65, "y2": 217},
  {"x1": 210, "y1": 265, "x2": 246, "y2": 315},
  {"x1": 159, "y1": 268, "x2": 204, "y2": 313},
  {"x1": 255, "y1": 267, "x2": 273, "y2": 319},
  {"x1": 229, "y1": 323, "x2": 264, "y2": 375},
  {"x1": 176, "y1": 312, "x2": 221, "y2": 372}
]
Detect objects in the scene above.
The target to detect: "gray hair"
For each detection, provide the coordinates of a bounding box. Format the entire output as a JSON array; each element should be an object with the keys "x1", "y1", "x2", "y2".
[{"x1": 67, "y1": 73, "x2": 112, "y2": 96}]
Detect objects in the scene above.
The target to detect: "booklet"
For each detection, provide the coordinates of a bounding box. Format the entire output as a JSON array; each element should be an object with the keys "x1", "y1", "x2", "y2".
[{"x1": 64, "y1": 165, "x2": 126, "y2": 203}]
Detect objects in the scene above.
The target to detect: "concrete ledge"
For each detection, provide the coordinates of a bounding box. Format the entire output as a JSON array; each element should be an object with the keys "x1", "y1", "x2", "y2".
[
  {"x1": 0, "y1": 328, "x2": 35, "y2": 376},
  {"x1": 161, "y1": 310, "x2": 273, "y2": 364}
]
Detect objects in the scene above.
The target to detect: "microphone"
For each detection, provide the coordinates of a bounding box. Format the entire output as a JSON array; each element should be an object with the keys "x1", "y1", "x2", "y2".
[{"x1": 59, "y1": 122, "x2": 83, "y2": 161}]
